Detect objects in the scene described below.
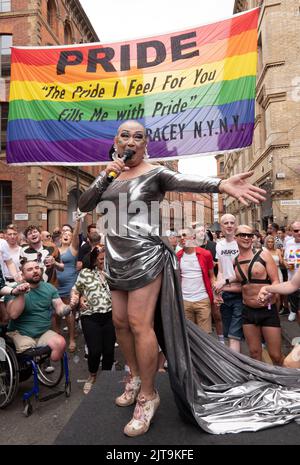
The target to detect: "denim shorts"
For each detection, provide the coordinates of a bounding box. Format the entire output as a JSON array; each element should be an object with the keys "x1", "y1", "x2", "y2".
[{"x1": 220, "y1": 292, "x2": 243, "y2": 340}]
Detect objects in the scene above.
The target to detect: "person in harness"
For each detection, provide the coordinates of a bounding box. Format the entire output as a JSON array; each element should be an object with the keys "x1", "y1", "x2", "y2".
[{"x1": 217, "y1": 224, "x2": 283, "y2": 365}]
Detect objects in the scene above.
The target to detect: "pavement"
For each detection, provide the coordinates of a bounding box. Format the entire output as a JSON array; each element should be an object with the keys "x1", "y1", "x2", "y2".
[
  {"x1": 280, "y1": 312, "x2": 300, "y2": 347},
  {"x1": 1, "y1": 313, "x2": 299, "y2": 445}
]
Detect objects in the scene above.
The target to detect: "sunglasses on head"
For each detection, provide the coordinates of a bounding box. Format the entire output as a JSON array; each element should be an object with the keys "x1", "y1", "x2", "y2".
[
  {"x1": 95, "y1": 246, "x2": 105, "y2": 253},
  {"x1": 236, "y1": 233, "x2": 254, "y2": 238}
]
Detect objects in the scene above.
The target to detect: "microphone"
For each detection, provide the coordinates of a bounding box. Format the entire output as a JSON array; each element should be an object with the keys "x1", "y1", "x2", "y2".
[{"x1": 107, "y1": 149, "x2": 135, "y2": 183}]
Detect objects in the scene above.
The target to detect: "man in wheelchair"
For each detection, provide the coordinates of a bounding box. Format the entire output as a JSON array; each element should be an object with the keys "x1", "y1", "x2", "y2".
[{"x1": 4, "y1": 259, "x2": 72, "y2": 361}]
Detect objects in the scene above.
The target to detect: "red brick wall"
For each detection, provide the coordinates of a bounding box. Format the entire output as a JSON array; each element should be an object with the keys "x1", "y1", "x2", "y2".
[{"x1": 0, "y1": 0, "x2": 99, "y2": 231}]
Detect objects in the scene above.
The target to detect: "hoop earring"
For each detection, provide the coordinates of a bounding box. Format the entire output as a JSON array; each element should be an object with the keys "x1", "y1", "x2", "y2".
[
  {"x1": 143, "y1": 147, "x2": 149, "y2": 159},
  {"x1": 112, "y1": 147, "x2": 119, "y2": 161}
]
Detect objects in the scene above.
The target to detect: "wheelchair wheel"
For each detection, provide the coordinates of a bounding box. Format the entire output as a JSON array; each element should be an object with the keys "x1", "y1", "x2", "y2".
[
  {"x1": 0, "y1": 344, "x2": 19, "y2": 408},
  {"x1": 37, "y1": 356, "x2": 64, "y2": 387}
]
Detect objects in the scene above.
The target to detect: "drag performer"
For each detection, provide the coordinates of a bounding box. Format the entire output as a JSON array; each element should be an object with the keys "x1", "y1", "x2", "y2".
[{"x1": 79, "y1": 120, "x2": 300, "y2": 436}]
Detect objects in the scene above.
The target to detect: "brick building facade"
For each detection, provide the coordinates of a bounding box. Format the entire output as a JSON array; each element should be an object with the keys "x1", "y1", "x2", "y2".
[
  {"x1": 223, "y1": 0, "x2": 300, "y2": 230},
  {"x1": 0, "y1": 0, "x2": 213, "y2": 234},
  {"x1": 215, "y1": 153, "x2": 225, "y2": 222},
  {"x1": 0, "y1": 0, "x2": 99, "y2": 232}
]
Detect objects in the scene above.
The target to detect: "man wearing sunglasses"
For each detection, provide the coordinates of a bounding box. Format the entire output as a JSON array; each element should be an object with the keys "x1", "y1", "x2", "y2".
[
  {"x1": 228, "y1": 225, "x2": 283, "y2": 365},
  {"x1": 283, "y1": 221, "x2": 300, "y2": 322}
]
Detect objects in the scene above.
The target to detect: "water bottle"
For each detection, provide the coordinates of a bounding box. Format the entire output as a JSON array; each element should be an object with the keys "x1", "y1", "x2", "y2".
[{"x1": 288, "y1": 250, "x2": 295, "y2": 272}]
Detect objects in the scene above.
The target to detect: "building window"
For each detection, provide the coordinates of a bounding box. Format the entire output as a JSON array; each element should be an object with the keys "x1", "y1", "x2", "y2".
[
  {"x1": 257, "y1": 94, "x2": 266, "y2": 151},
  {"x1": 64, "y1": 21, "x2": 72, "y2": 44},
  {"x1": 0, "y1": 102, "x2": 8, "y2": 151},
  {"x1": 257, "y1": 33, "x2": 263, "y2": 77},
  {"x1": 0, "y1": 35, "x2": 12, "y2": 77},
  {"x1": 0, "y1": 0, "x2": 11, "y2": 12},
  {"x1": 0, "y1": 181, "x2": 12, "y2": 229},
  {"x1": 47, "y1": 0, "x2": 57, "y2": 30},
  {"x1": 219, "y1": 161, "x2": 224, "y2": 174}
]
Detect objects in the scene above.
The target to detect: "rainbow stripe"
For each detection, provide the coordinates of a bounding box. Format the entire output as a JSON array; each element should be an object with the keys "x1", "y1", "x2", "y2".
[{"x1": 7, "y1": 8, "x2": 259, "y2": 165}]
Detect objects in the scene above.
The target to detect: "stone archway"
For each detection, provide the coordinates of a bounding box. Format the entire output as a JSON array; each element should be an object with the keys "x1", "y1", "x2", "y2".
[
  {"x1": 47, "y1": 0, "x2": 59, "y2": 35},
  {"x1": 64, "y1": 19, "x2": 73, "y2": 44}
]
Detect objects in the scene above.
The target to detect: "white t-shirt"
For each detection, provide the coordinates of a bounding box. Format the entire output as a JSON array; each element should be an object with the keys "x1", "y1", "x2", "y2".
[
  {"x1": 2, "y1": 244, "x2": 21, "y2": 278},
  {"x1": 284, "y1": 241, "x2": 300, "y2": 280},
  {"x1": 216, "y1": 238, "x2": 239, "y2": 280},
  {"x1": 20, "y1": 244, "x2": 51, "y2": 282},
  {"x1": 180, "y1": 252, "x2": 209, "y2": 302},
  {"x1": 284, "y1": 236, "x2": 294, "y2": 248},
  {"x1": 0, "y1": 239, "x2": 10, "y2": 276}
]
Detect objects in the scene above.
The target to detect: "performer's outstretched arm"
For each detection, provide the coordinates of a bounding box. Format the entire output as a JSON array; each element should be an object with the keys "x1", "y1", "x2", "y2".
[{"x1": 159, "y1": 169, "x2": 266, "y2": 205}]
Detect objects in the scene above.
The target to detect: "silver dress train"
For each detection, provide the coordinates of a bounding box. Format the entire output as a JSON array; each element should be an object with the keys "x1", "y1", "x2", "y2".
[{"x1": 79, "y1": 166, "x2": 300, "y2": 435}]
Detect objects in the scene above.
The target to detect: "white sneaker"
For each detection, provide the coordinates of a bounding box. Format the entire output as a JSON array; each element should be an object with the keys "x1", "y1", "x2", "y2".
[
  {"x1": 45, "y1": 365, "x2": 55, "y2": 374},
  {"x1": 288, "y1": 312, "x2": 297, "y2": 322}
]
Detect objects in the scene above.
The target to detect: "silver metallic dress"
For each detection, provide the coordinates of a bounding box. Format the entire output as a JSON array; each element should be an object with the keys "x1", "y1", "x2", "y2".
[{"x1": 79, "y1": 166, "x2": 300, "y2": 435}]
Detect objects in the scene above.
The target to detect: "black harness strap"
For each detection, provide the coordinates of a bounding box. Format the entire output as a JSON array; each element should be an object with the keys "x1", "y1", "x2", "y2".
[
  {"x1": 234, "y1": 257, "x2": 250, "y2": 285},
  {"x1": 235, "y1": 250, "x2": 272, "y2": 285}
]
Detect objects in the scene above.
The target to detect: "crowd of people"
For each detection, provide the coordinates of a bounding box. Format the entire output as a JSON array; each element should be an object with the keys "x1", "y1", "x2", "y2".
[
  {"x1": 0, "y1": 221, "x2": 116, "y2": 394},
  {"x1": 0, "y1": 217, "x2": 299, "y2": 399},
  {"x1": 168, "y1": 218, "x2": 300, "y2": 366},
  {"x1": 1, "y1": 119, "x2": 300, "y2": 437}
]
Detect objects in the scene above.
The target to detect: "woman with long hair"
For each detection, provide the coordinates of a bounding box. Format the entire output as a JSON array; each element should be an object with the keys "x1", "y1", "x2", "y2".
[
  {"x1": 70, "y1": 245, "x2": 115, "y2": 394},
  {"x1": 55, "y1": 219, "x2": 81, "y2": 352}
]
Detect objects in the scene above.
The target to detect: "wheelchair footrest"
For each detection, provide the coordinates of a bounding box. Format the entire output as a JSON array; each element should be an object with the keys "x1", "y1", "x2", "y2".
[
  {"x1": 20, "y1": 345, "x2": 51, "y2": 359},
  {"x1": 39, "y1": 391, "x2": 64, "y2": 402}
]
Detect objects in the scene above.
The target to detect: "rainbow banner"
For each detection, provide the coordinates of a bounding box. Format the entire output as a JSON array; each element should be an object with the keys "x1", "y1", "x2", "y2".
[{"x1": 7, "y1": 8, "x2": 259, "y2": 165}]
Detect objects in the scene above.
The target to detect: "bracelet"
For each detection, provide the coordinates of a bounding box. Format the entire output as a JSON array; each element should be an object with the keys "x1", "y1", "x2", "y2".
[{"x1": 216, "y1": 179, "x2": 223, "y2": 193}]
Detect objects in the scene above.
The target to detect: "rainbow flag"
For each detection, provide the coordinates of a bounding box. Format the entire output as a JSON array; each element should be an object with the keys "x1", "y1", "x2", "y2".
[{"x1": 7, "y1": 8, "x2": 259, "y2": 165}]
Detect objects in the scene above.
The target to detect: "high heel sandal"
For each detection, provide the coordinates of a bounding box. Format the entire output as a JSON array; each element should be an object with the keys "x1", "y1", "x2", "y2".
[
  {"x1": 123, "y1": 390, "x2": 160, "y2": 437},
  {"x1": 115, "y1": 375, "x2": 141, "y2": 407},
  {"x1": 83, "y1": 376, "x2": 96, "y2": 394}
]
